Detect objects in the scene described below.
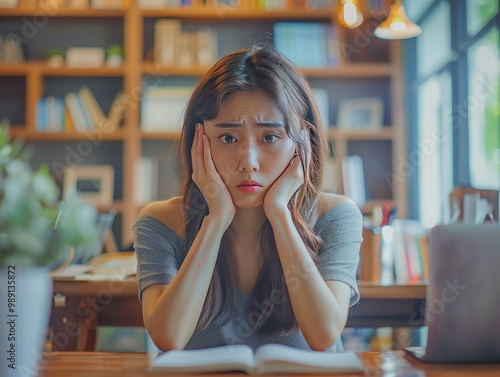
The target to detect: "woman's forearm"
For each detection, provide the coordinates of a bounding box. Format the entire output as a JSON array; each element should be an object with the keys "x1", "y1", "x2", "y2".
[
  {"x1": 268, "y1": 210, "x2": 347, "y2": 351},
  {"x1": 145, "y1": 215, "x2": 227, "y2": 350}
]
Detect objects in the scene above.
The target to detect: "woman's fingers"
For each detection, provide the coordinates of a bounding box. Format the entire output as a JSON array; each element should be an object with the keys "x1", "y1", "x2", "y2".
[
  {"x1": 191, "y1": 124, "x2": 199, "y2": 178},
  {"x1": 194, "y1": 123, "x2": 207, "y2": 179},
  {"x1": 203, "y1": 134, "x2": 220, "y2": 183}
]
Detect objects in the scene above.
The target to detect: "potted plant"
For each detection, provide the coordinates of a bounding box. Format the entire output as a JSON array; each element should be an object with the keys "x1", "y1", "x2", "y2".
[{"x1": 0, "y1": 121, "x2": 98, "y2": 377}]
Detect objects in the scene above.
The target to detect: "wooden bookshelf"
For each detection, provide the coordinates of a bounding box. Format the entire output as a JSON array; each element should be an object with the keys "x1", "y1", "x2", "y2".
[
  {"x1": 9, "y1": 128, "x2": 126, "y2": 141},
  {"x1": 0, "y1": 62, "x2": 125, "y2": 76},
  {"x1": 139, "y1": 7, "x2": 333, "y2": 20},
  {"x1": 0, "y1": 1, "x2": 407, "y2": 247},
  {"x1": 0, "y1": 5, "x2": 125, "y2": 16}
]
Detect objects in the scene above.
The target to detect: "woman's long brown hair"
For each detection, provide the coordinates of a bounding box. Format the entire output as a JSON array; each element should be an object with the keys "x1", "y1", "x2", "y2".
[{"x1": 179, "y1": 46, "x2": 328, "y2": 334}]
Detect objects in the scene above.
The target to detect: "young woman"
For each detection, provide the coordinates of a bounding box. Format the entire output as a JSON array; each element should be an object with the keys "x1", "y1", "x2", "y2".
[{"x1": 134, "y1": 46, "x2": 363, "y2": 352}]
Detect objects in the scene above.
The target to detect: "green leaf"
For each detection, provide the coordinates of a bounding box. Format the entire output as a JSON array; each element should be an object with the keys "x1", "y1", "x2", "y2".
[
  {"x1": 0, "y1": 121, "x2": 9, "y2": 149},
  {"x1": 10, "y1": 138, "x2": 28, "y2": 160}
]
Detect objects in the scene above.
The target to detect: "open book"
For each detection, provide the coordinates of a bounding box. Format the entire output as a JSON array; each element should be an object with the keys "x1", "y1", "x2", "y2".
[
  {"x1": 149, "y1": 344, "x2": 364, "y2": 374},
  {"x1": 53, "y1": 252, "x2": 137, "y2": 280}
]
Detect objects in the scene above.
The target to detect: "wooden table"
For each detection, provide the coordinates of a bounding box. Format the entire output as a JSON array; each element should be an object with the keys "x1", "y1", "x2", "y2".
[
  {"x1": 38, "y1": 351, "x2": 500, "y2": 376},
  {"x1": 51, "y1": 278, "x2": 426, "y2": 352}
]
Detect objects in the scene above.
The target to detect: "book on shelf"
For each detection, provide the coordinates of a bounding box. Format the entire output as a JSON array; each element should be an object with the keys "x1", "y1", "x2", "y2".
[
  {"x1": 154, "y1": 19, "x2": 181, "y2": 67},
  {"x1": 176, "y1": 32, "x2": 196, "y2": 67},
  {"x1": 64, "y1": 88, "x2": 124, "y2": 133},
  {"x1": 273, "y1": 22, "x2": 340, "y2": 68},
  {"x1": 389, "y1": 219, "x2": 428, "y2": 284},
  {"x1": 141, "y1": 86, "x2": 193, "y2": 132},
  {"x1": 36, "y1": 96, "x2": 66, "y2": 132},
  {"x1": 341, "y1": 155, "x2": 366, "y2": 208},
  {"x1": 0, "y1": 32, "x2": 25, "y2": 62},
  {"x1": 140, "y1": 0, "x2": 290, "y2": 9},
  {"x1": 154, "y1": 19, "x2": 218, "y2": 68},
  {"x1": 90, "y1": 0, "x2": 123, "y2": 9},
  {"x1": 195, "y1": 26, "x2": 218, "y2": 67},
  {"x1": 311, "y1": 87, "x2": 329, "y2": 129},
  {"x1": 79, "y1": 86, "x2": 107, "y2": 129},
  {"x1": 149, "y1": 344, "x2": 363, "y2": 374},
  {"x1": 65, "y1": 92, "x2": 91, "y2": 132},
  {"x1": 322, "y1": 154, "x2": 341, "y2": 194},
  {"x1": 135, "y1": 155, "x2": 159, "y2": 205}
]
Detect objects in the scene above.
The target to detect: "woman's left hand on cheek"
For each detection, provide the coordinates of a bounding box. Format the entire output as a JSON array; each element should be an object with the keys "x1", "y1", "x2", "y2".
[{"x1": 263, "y1": 154, "x2": 304, "y2": 214}]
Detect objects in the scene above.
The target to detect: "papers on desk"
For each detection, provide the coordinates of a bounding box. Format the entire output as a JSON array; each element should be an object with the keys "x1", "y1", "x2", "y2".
[{"x1": 52, "y1": 252, "x2": 137, "y2": 280}]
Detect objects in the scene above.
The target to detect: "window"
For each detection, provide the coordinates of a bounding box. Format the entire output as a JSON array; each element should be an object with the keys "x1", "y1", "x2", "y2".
[
  {"x1": 406, "y1": 0, "x2": 435, "y2": 22},
  {"x1": 406, "y1": 0, "x2": 500, "y2": 224},
  {"x1": 468, "y1": 27, "x2": 500, "y2": 189},
  {"x1": 417, "y1": 1, "x2": 451, "y2": 79},
  {"x1": 467, "y1": 0, "x2": 499, "y2": 36},
  {"x1": 417, "y1": 72, "x2": 453, "y2": 227}
]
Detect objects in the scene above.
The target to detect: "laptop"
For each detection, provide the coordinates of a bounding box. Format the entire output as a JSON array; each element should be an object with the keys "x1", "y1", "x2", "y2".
[{"x1": 404, "y1": 223, "x2": 500, "y2": 363}]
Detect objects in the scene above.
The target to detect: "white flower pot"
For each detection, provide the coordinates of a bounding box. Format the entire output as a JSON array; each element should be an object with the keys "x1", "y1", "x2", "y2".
[{"x1": 0, "y1": 267, "x2": 52, "y2": 377}]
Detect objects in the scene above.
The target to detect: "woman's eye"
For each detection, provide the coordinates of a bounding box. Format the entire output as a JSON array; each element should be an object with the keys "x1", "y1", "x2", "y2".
[
  {"x1": 262, "y1": 134, "x2": 279, "y2": 143},
  {"x1": 219, "y1": 134, "x2": 237, "y2": 144}
]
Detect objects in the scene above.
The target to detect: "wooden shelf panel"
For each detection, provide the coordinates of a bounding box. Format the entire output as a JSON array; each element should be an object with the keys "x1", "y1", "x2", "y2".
[
  {"x1": 10, "y1": 128, "x2": 126, "y2": 141},
  {"x1": 139, "y1": 130, "x2": 393, "y2": 141},
  {"x1": 142, "y1": 63, "x2": 209, "y2": 76},
  {"x1": 301, "y1": 64, "x2": 392, "y2": 77},
  {"x1": 1, "y1": 6, "x2": 386, "y2": 20},
  {"x1": 140, "y1": 131, "x2": 180, "y2": 140},
  {"x1": 358, "y1": 282, "x2": 426, "y2": 299},
  {"x1": 140, "y1": 7, "x2": 333, "y2": 20},
  {"x1": 327, "y1": 127, "x2": 393, "y2": 140},
  {"x1": 0, "y1": 62, "x2": 125, "y2": 76},
  {"x1": 0, "y1": 7, "x2": 125, "y2": 17},
  {"x1": 0, "y1": 63, "x2": 29, "y2": 75},
  {"x1": 142, "y1": 63, "x2": 392, "y2": 78},
  {"x1": 41, "y1": 66, "x2": 126, "y2": 77}
]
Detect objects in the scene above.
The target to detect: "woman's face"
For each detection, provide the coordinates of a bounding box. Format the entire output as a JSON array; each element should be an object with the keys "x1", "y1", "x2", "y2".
[{"x1": 203, "y1": 90, "x2": 296, "y2": 208}]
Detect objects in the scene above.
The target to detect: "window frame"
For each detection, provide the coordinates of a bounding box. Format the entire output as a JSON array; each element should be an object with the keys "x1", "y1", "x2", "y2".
[{"x1": 405, "y1": 0, "x2": 500, "y2": 220}]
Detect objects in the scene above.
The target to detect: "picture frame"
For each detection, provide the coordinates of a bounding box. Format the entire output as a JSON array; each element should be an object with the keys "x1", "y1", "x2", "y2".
[
  {"x1": 337, "y1": 97, "x2": 384, "y2": 130},
  {"x1": 63, "y1": 165, "x2": 115, "y2": 206}
]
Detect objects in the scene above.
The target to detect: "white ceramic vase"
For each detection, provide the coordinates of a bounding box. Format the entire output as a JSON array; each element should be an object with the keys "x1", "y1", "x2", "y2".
[{"x1": 0, "y1": 267, "x2": 52, "y2": 377}]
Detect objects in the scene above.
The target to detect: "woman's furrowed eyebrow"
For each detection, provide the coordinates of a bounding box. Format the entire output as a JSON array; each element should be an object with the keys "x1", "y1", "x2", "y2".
[{"x1": 213, "y1": 121, "x2": 285, "y2": 128}]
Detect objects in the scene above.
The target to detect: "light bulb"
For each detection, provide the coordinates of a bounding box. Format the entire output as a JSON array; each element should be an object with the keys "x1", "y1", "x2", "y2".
[
  {"x1": 374, "y1": 0, "x2": 422, "y2": 39},
  {"x1": 338, "y1": 0, "x2": 364, "y2": 29}
]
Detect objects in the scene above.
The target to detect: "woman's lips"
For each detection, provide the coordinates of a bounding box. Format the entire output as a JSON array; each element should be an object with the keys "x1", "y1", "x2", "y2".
[
  {"x1": 236, "y1": 179, "x2": 262, "y2": 193},
  {"x1": 236, "y1": 185, "x2": 262, "y2": 193}
]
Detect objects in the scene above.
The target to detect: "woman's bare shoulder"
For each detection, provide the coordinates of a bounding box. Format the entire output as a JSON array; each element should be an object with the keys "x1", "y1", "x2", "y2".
[
  {"x1": 316, "y1": 192, "x2": 355, "y2": 219},
  {"x1": 137, "y1": 196, "x2": 185, "y2": 239}
]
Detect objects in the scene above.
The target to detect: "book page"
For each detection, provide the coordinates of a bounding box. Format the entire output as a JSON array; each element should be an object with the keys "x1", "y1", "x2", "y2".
[
  {"x1": 73, "y1": 252, "x2": 137, "y2": 280},
  {"x1": 254, "y1": 344, "x2": 364, "y2": 374},
  {"x1": 150, "y1": 344, "x2": 255, "y2": 373}
]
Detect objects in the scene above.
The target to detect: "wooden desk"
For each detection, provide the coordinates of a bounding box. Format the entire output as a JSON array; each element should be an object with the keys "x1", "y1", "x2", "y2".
[
  {"x1": 38, "y1": 351, "x2": 500, "y2": 376},
  {"x1": 51, "y1": 278, "x2": 426, "y2": 352}
]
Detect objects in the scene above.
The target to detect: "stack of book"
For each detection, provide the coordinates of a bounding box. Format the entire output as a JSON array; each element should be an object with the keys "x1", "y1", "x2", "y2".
[
  {"x1": 376, "y1": 220, "x2": 429, "y2": 284},
  {"x1": 36, "y1": 86, "x2": 125, "y2": 133}
]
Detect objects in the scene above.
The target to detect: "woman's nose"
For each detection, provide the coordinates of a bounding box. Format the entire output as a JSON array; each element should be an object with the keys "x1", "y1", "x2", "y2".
[{"x1": 238, "y1": 143, "x2": 260, "y2": 172}]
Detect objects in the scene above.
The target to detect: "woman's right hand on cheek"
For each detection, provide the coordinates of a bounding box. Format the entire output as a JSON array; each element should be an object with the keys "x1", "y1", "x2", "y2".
[{"x1": 191, "y1": 123, "x2": 236, "y2": 227}]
